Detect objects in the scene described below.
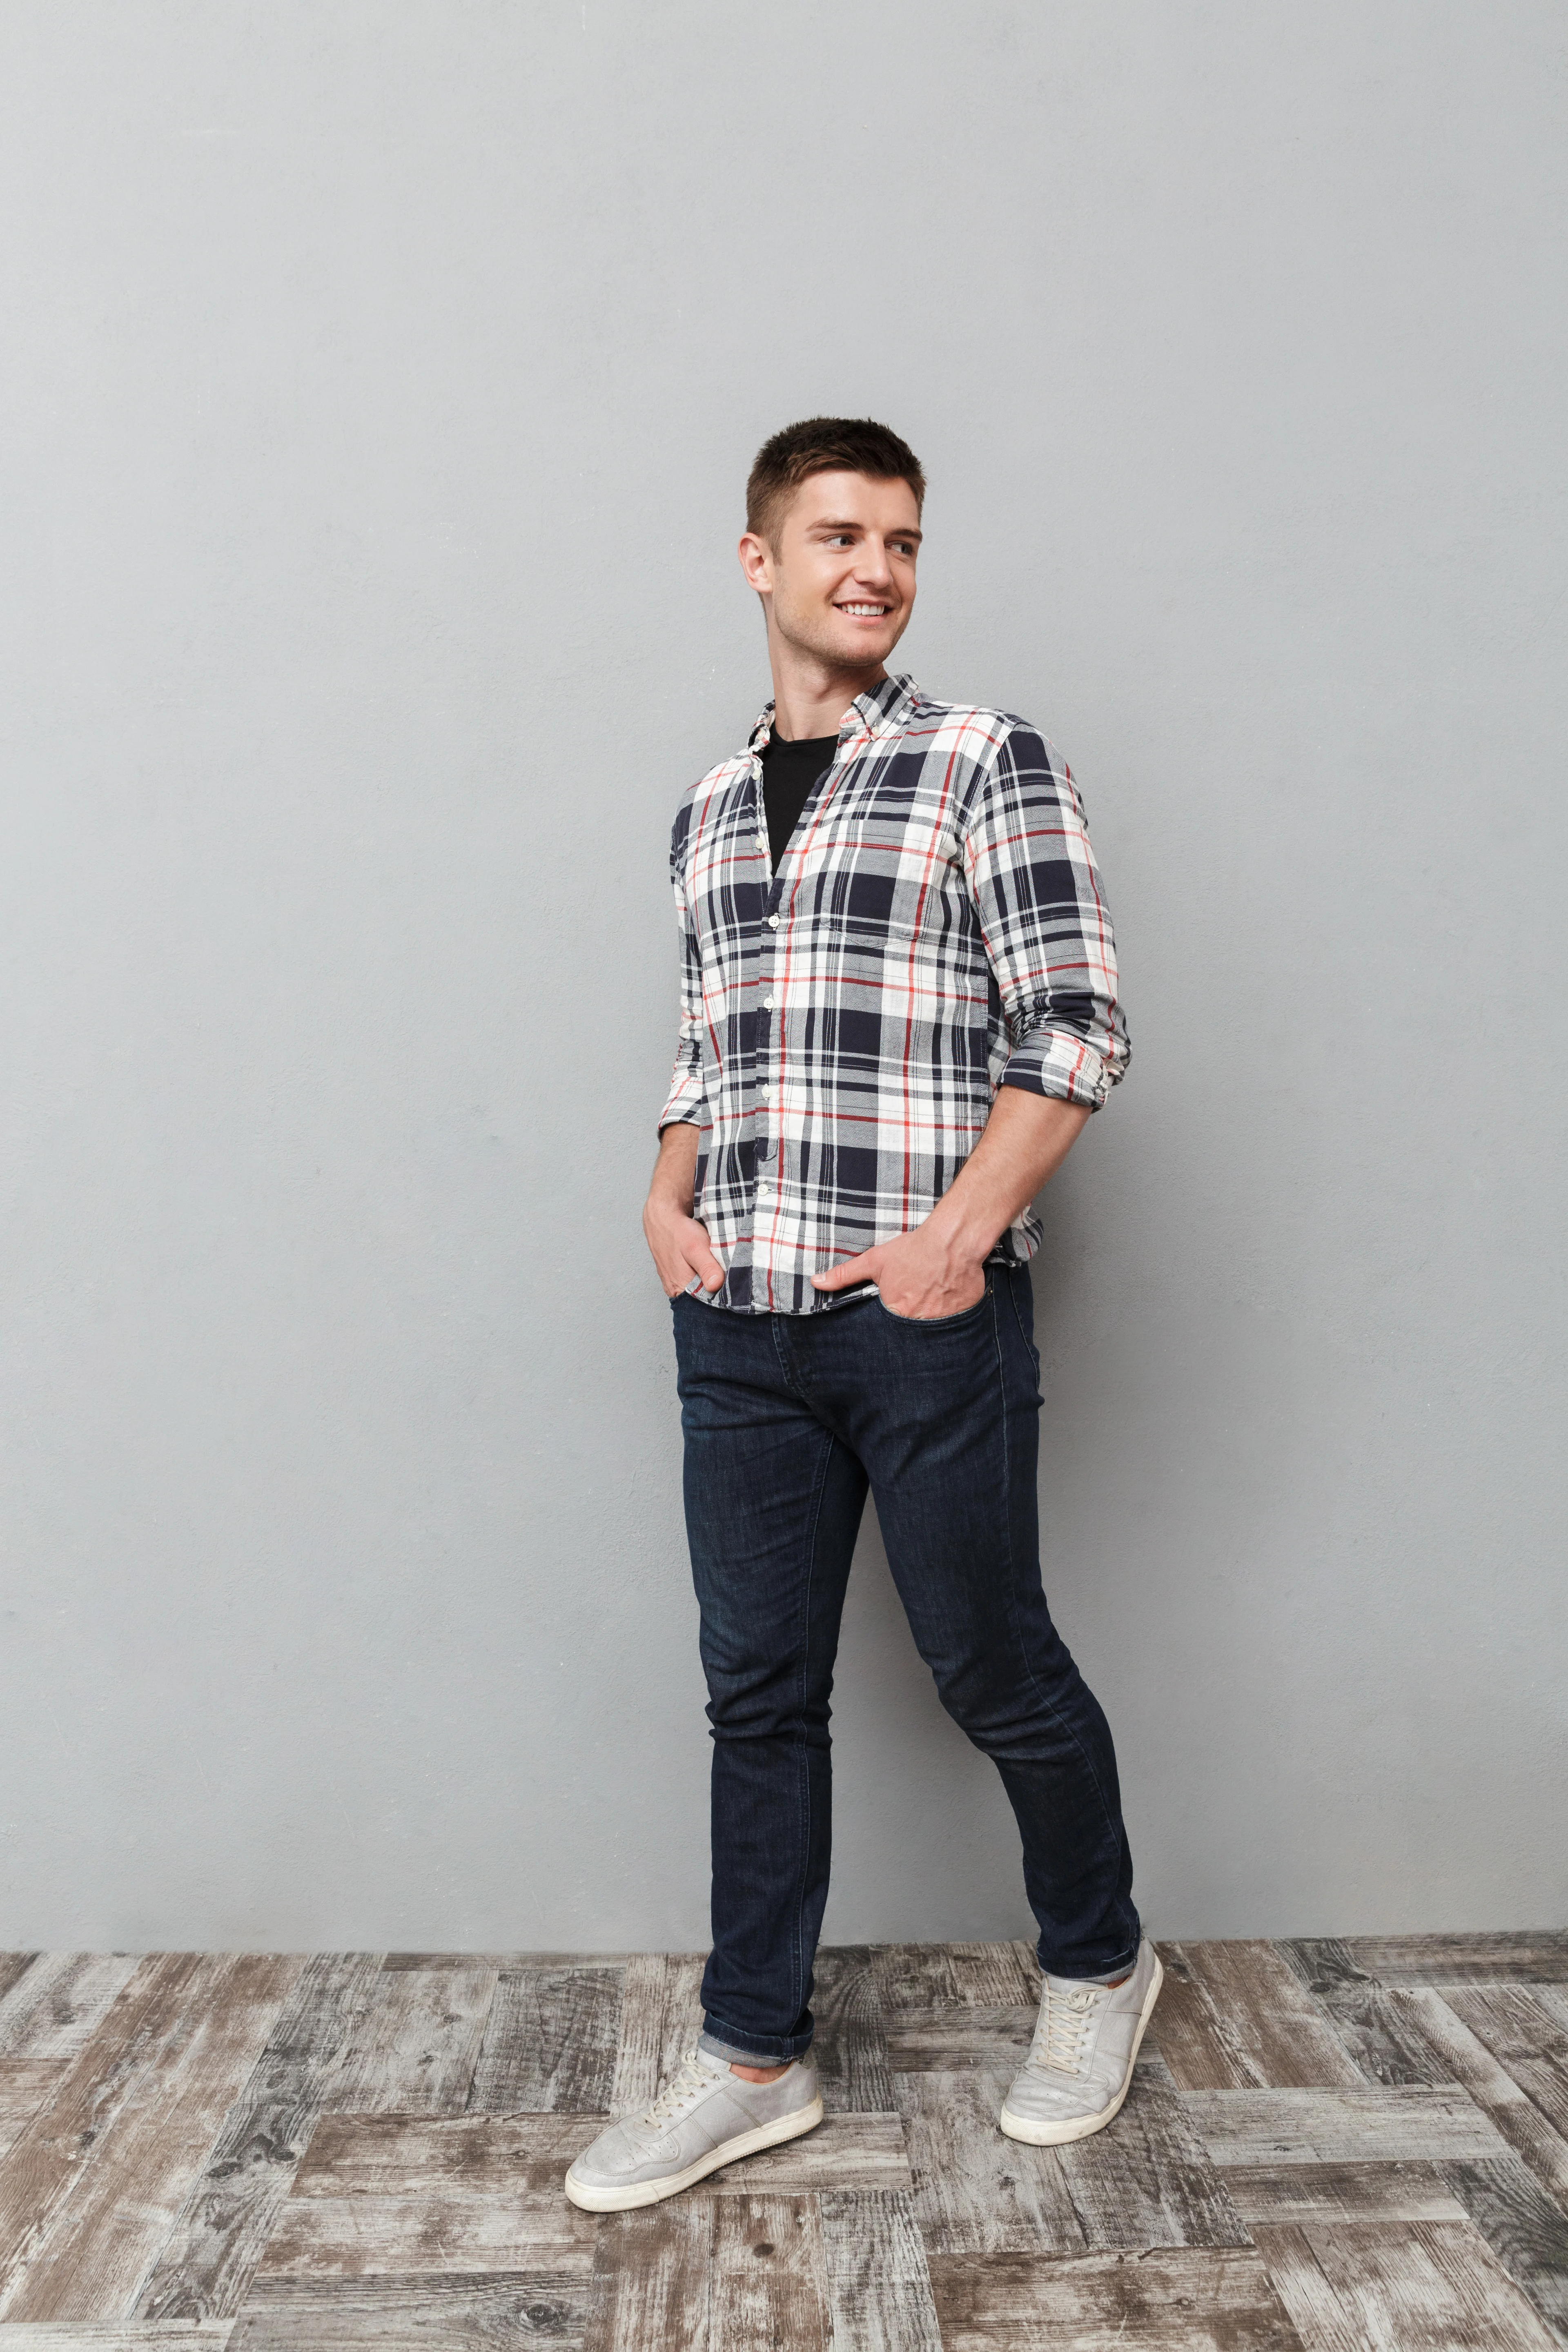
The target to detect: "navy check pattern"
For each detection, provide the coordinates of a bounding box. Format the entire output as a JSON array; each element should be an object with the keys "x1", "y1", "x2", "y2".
[{"x1": 660, "y1": 673, "x2": 1129, "y2": 1313}]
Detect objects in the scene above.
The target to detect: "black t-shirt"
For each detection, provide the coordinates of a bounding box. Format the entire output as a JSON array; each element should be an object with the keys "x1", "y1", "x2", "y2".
[{"x1": 760, "y1": 731, "x2": 837, "y2": 873}]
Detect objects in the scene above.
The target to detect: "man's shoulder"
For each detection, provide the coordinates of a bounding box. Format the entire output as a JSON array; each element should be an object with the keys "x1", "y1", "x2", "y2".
[
  {"x1": 893, "y1": 690, "x2": 1062, "y2": 779},
  {"x1": 671, "y1": 745, "x2": 753, "y2": 840}
]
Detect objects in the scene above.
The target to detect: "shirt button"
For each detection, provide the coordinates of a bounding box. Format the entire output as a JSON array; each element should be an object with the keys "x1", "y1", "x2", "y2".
[
  {"x1": 759, "y1": 1084, "x2": 771, "y2": 1098},
  {"x1": 767, "y1": 914, "x2": 780, "y2": 929},
  {"x1": 762, "y1": 996, "x2": 775, "y2": 1011},
  {"x1": 757, "y1": 1182, "x2": 771, "y2": 1196},
  {"x1": 756, "y1": 833, "x2": 768, "y2": 850}
]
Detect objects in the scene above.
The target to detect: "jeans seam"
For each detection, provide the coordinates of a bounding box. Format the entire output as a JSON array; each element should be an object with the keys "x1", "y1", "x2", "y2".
[{"x1": 789, "y1": 1420, "x2": 837, "y2": 2048}]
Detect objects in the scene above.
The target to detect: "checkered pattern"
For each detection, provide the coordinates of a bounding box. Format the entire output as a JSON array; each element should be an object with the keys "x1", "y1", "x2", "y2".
[{"x1": 660, "y1": 672, "x2": 1129, "y2": 1314}]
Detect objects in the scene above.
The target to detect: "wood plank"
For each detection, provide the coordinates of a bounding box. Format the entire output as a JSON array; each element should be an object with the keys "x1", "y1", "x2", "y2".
[
  {"x1": 926, "y1": 2246, "x2": 1306, "y2": 2349},
  {"x1": 0, "y1": 2330, "x2": 235, "y2": 2347},
  {"x1": 0, "y1": 1953, "x2": 301, "y2": 2324},
  {"x1": 1254, "y1": 2217, "x2": 1563, "y2": 2352},
  {"x1": 292, "y1": 2107, "x2": 909, "y2": 2198},
  {"x1": 818, "y1": 2187, "x2": 942, "y2": 2352},
  {"x1": 807, "y1": 1947, "x2": 895, "y2": 2114},
  {"x1": 1250, "y1": 2223, "x2": 1387, "y2": 2352},
  {"x1": 0, "y1": 1956, "x2": 275, "y2": 2310},
  {"x1": 894, "y1": 2067, "x2": 1087, "y2": 2256},
  {"x1": 0, "y1": 1955, "x2": 142, "y2": 2062},
  {"x1": 1330, "y1": 1932, "x2": 1568, "y2": 1986},
  {"x1": 709, "y1": 2193, "x2": 826, "y2": 2349},
  {"x1": 582, "y1": 2193, "x2": 826, "y2": 2352},
  {"x1": 0, "y1": 1962, "x2": 39, "y2": 2013},
  {"x1": 255, "y1": 2190, "x2": 598, "y2": 2278},
  {"x1": 382, "y1": 1951, "x2": 628, "y2": 1971},
  {"x1": 581, "y1": 2204, "x2": 708, "y2": 2352},
  {"x1": 0, "y1": 2062, "x2": 69, "y2": 2161},
  {"x1": 1341, "y1": 1984, "x2": 1568, "y2": 2209},
  {"x1": 467, "y1": 1966, "x2": 623, "y2": 2115},
  {"x1": 1443, "y1": 2156, "x2": 1568, "y2": 2344},
  {"x1": 807, "y1": 1943, "x2": 1033, "y2": 2114},
  {"x1": 1222, "y1": 2160, "x2": 1468, "y2": 2225},
  {"x1": 322, "y1": 1964, "x2": 496, "y2": 2116},
  {"x1": 1301, "y1": 1969, "x2": 1455, "y2": 2087},
  {"x1": 133, "y1": 1952, "x2": 386, "y2": 2324},
  {"x1": 1443, "y1": 1981, "x2": 1568, "y2": 2142},
  {"x1": 230, "y1": 2270, "x2": 588, "y2": 2345},
  {"x1": 295, "y1": 2112, "x2": 596, "y2": 2188},
  {"x1": 605, "y1": 1955, "x2": 704, "y2": 2119},
  {"x1": 1182, "y1": 2084, "x2": 1510, "y2": 2167},
  {"x1": 885, "y1": 2005, "x2": 1035, "y2": 2072},
  {"x1": 1056, "y1": 2047, "x2": 1253, "y2": 2251},
  {"x1": 944, "y1": 1942, "x2": 1040, "y2": 2007},
  {"x1": 1153, "y1": 1942, "x2": 1364, "y2": 2091}
]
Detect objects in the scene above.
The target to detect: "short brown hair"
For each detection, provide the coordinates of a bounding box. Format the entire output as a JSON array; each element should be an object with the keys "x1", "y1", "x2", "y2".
[{"x1": 746, "y1": 416, "x2": 925, "y2": 548}]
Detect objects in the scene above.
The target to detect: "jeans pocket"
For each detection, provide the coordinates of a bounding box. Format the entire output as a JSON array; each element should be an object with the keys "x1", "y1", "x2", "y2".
[{"x1": 875, "y1": 1272, "x2": 992, "y2": 1328}]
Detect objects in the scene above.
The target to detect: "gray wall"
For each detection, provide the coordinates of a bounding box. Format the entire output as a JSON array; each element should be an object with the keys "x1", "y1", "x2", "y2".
[{"x1": 2, "y1": 2, "x2": 1563, "y2": 1952}]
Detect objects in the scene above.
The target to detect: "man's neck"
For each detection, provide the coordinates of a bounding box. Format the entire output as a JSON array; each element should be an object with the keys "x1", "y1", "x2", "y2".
[{"x1": 767, "y1": 642, "x2": 886, "y2": 744}]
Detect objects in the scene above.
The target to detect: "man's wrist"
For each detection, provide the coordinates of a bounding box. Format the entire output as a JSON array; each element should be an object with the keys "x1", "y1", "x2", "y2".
[{"x1": 920, "y1": 1194, "x2": 1001, "y2": 1269}]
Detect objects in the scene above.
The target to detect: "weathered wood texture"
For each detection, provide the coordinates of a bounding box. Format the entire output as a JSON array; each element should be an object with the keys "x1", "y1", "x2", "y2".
[
  {"x1": 605, "y1": 1955, "x2": 705, "y2": 2119},
  {"x1": 0, "y1": 2064, "x2": 68, "y2": 2163},
  {"x1": 135, "y1": 1952, "x2": 387, "y2": 2324},
  {"x1": 0, "y1": 1954, "x2": 142, "y2": 2061},
  {"x1": 1182, "y1": 2083, "x2": 1511, "y2": 2167},
  {"x1": 467, "y1": 1966, "x2": 624, "y2": 2116},
  {"x1": 1252, "y1": 2218, "x2": 1564, "y2": 2352},
  {"x1": 321, "y1": 1963, "x2": 496, "y2": 2117},
  {"x1": 230, "y1": 2270, "x2": 590, "y2": 2345},
  {"x1": 927, "y1": 2247, "x2": 1305, "y2": 2349},
  {"x1": 583, "y1": 2194, "x2": 827, "y2": 2352},
  {"x1": 0, "y1": 1952, "x2": 300, "y2": 2323},
  {"x1": 291, "y1": 2109, "x2": 909, "y2": 2198},
  {"x1": 1153, "y1": 1942, "x2": 1365, "y2": 2091},
  {"x1": 0, "y1": 1932, "x2": 1563, "y2": 2347},
  {"x1": 818, "y1": 2187, "x2": 943, "y2": 2352},
  {"x1": 0, "y1": 2330, "x2": 236, "y2": 2348}
]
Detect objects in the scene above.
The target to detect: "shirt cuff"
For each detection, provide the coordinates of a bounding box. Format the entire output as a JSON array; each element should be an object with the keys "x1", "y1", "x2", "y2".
[
  {"x1": 658, "y1": 1063, "x2": 707, "y2": 1131},
  {"x1": 998, "y1": 1027, "x2": 1112, "y2": 1110}
]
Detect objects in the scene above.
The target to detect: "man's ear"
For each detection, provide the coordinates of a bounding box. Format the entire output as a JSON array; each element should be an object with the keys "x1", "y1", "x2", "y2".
[{"x1": 737, "y1": 529, "x2": 774, "y2": 596}]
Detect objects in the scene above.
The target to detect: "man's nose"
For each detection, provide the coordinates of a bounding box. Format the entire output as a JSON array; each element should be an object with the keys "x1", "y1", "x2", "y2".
[{"x1": 854, "y1": 539, "x2": 895, "y2": 586}]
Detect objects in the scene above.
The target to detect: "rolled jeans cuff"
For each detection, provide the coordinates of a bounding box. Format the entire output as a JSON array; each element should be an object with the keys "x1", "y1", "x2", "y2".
[{"x1": 699, "y1": 2023, "x2": 811, "y2": 2067}]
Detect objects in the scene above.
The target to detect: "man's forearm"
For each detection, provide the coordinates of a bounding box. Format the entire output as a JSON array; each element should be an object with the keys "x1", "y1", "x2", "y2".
[
  {"x1": 924, "y1": 1088, "x2": 1091, "y2": 1261},
  {"x1": 650, "y1": 1120, "x2": 700, "y2": 1214}
]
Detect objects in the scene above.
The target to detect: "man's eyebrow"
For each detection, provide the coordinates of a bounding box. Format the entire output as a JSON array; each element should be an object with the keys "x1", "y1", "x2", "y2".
[{"x1": 809, "y1": 517, "x2": 923, "y2": 541}]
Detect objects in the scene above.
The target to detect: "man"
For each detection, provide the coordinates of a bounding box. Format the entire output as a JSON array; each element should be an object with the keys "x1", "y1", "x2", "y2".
[{"x1": 566, "y1": 418, "x2": 1159, "y2": 2214}]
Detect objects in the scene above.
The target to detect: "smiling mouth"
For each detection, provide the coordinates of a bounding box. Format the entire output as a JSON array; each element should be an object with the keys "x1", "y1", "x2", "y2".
[{"x1": 837, "y1": 602, "x2": 892, "y2": 618}]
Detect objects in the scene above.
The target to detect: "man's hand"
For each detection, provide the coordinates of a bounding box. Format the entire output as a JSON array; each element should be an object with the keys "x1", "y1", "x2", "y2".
[
  {"x1": 811, "y1": 1087, "x2": 1092, "y2": 1316},
  {"x1": 812, "y1": 1224, "x2": 987, "y2": 1318},
  {"x1": 644, "y1": 1123, "x2": 724, "y2": 1298}
]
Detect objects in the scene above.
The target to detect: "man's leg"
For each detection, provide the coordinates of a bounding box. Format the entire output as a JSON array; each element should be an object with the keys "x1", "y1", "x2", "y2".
[
  {"x1": 793, "y1": 1265, "x2": 1140, "y2": 1982},
  {"x1": 671, "y1": 1294, "x2": 869, "y2": 2062}
]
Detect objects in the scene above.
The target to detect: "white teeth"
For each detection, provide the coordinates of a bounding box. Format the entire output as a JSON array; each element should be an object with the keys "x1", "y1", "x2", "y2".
[{"x1": 840, "y1": 604, "x2": 888, "y2": 615}]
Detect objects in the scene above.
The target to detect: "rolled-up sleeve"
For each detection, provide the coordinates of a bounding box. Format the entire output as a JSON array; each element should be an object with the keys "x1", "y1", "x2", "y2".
[
  {"x1": 962, "y1": 725, "x2": 1130, "y2": 1111},
  {"x1": 657, "y1": 837, "x2": 708, "y2": 1131}
]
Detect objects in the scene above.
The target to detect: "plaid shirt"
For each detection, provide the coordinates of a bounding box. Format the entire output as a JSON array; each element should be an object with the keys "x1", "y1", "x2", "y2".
[{"x1": 660, "y1": 671, "x2": 1129, "y2": 1314}]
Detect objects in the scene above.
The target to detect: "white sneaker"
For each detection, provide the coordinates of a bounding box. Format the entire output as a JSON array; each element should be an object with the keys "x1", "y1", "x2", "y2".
[
  {"x1": 998, "y1": 1938, "x2": 1163, "y2": 2145},
  {"x1": 564, "y1": 2047, "x2": 823, "y2": 2212}
]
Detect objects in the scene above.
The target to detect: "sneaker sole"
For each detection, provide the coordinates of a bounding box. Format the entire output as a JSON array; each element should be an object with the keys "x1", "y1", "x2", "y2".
[
  {"x1": 563, "y1": 2095, "x2": 825, "y2": 2212},
  {"x1": 998, "y1": 1950, "x2": 1165, "y2": 2146}
]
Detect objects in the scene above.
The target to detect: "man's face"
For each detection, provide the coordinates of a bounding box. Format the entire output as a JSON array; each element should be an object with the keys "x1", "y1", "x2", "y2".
[{"x1": 740, "y1": 470, "x2": 921, "y2": 672}]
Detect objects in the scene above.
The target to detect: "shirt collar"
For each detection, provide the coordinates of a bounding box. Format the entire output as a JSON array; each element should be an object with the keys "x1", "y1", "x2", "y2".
[{"x1": 746, "y1": 670, "x2": 919, "y2": 759}]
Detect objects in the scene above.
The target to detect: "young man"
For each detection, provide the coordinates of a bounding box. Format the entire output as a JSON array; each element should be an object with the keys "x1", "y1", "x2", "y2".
[{"x1": 566, "y1": 419, "x2": 1159, "y2": 2213}]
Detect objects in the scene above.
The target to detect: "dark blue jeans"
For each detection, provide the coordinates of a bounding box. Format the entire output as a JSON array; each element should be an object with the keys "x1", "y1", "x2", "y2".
[{"x1": 672, "y1": 1264, "x2": 1140, "y2": 2063}]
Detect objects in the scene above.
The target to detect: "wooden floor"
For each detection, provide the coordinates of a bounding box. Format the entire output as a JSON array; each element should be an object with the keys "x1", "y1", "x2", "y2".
[{"x1": 0, "y1": 1936, "x2": 1564, "y2": 2347}]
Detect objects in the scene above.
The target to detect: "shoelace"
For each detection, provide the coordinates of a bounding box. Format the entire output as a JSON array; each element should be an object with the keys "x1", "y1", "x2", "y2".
[
  {"x1": 1031, "y1": 1980, "x2": 1102, "y2": 2073},
  {"x1": 638, "y1": 2049, "x2": 722, "y2": 2132}
]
